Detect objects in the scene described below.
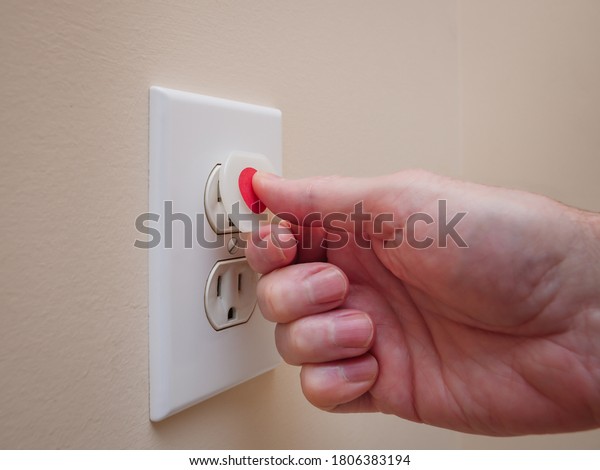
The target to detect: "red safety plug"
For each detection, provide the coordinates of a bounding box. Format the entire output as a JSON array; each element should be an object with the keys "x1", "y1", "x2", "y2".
[{"x1": 238, "y1": 167, "x2": 266, "y2": 214}]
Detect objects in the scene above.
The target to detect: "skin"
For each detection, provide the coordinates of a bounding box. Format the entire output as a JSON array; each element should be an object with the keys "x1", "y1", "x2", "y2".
[{"x1": 244, "y1": 169, "x2": 600, "y2": 436}]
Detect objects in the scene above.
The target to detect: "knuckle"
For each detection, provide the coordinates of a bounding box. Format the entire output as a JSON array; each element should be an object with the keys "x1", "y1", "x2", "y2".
[
  {"x1": 288, "y1": 322, "x2": 310, "y2": 362},
  {"x1": 257, "y1": 273, "x2": 294, "y2": 323},
  {"x1": 300, "y1": 371, "x2": 334, "y2": 409},
  {"x1": 275, "y1": 321, "x2": 308, "y2": 366},
  {"x1": 299, "y1": 367, "x2": 321, "y2": 405},
  {"x1": 274, "y1": 324, "x2": 298, "y2": 365},
  {"x1": 256, "y1": 277, "x2": 277, "y2": 322}
]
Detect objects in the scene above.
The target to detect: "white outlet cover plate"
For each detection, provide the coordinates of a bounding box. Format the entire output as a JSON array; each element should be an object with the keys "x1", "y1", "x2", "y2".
[{"x1": 149, "y1": 86, "x2": 282, "y2": 422}]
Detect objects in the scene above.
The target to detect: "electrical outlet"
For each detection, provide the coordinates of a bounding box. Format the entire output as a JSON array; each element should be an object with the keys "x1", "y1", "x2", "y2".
[
  {"x1": 149, "y1": 87, "x2": 282, "y2": 422},
  {"x1": 218, "y1": 150, "x2": 276, "y2": 233},
  {"x1": 205, "y1": 258, "x2": 259, "y2": 330},
  {"x1": 204, "y1": 164, "x2": 237, "y2": 235},
  {"x1": 204, "y1": 149, "x2": 275, "y2": 235}
]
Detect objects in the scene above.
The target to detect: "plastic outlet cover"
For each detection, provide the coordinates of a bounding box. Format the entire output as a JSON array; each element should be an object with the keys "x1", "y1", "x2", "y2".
[{"x1": 148, "y1": 86, "x2": 282, "y2": 421}]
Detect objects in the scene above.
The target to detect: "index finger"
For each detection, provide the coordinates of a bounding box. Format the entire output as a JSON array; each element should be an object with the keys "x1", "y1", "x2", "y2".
[{"x1": 244, "y1": 222, "x2": 297, "y2": 274}]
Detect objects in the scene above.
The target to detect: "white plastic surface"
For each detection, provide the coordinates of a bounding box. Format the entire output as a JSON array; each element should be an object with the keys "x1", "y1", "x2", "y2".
[{"x1": 149, "y1": 87, "x2": 282, "y2": 422}]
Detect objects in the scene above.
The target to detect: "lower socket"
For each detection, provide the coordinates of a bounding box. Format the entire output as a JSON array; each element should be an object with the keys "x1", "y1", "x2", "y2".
[{"x1": 204, "y1": 258, "x2": 259, "y2": 330}]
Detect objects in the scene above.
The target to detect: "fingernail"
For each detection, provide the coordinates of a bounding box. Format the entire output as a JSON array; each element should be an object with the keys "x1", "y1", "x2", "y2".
[
  {"x1": 277, "y1": 219, "x2": 293, "y2": 230},
  {"x1": 332, "y1": 312, "x2": 373, "y2": 348},
  {"x1": 271, "y1": 231, "x2": 296, "y2": 250},
  {"x1": 340, "y1": 358, "x2": 377, "y2": 383},
  {"x1": 305, "y1": 268, "x2": 347, "y2": 304}
]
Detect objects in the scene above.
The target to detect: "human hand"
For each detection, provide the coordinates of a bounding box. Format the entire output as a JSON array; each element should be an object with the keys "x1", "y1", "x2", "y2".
[{"x1": 245, "y1": 170, "x2": 600, "y2": 436}]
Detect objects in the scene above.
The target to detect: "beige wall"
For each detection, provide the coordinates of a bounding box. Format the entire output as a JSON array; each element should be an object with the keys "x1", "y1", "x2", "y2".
[
  {"x1": 460, "y1": 0, "x2": 600, "y2": 212},
  {"x1": 0, "y1": 0, "x2": 597, "y2": 450}
]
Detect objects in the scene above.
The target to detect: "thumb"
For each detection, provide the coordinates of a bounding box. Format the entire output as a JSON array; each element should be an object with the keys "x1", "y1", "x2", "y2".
[{"x1": 252, "y1": 170, "x2": 423, "y2": 230}]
